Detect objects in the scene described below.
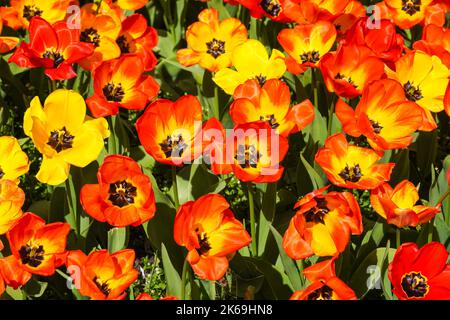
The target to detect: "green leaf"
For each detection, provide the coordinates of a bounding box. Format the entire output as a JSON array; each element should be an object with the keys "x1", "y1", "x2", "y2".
[
  {"x1": 389, "y1": 149, "x2": 410, "y2": 184},
  {"x1": 349, "y1": 246, "x2": 396, "y2": 299},
  {"x1": 269, "y1": 225, "x2": 303, "y2": 291},
  {"x1": 296, "y1": 154, "x2": 325, "y2": 196},
  {"x1": 229, "y1": 254, "x2": 292, "y2": 299},
  {"x1": 173, "y1": 163, "x2": 226, "y2": 205},
  {"x1": 416, "y1": 130, "x2": 438, "y2": 178},
  {"x1": 22, "y1": 278, "x2": 48, "y2": 298},
  {"x1": 355, "y1": 220, "x2": 385, "y2": 264},
  {"x1": 161, "y1": 243, "x2": 182, "y2": 297},
  {"x1": 258, "y1": 183, "x2": 277, "y2": 257},
  {"x1": 107, "y1": 227, "x2": 128, "y2": 253},
  {"x1": 27, "y1": 200, "x2": 50, "y2": 222}
]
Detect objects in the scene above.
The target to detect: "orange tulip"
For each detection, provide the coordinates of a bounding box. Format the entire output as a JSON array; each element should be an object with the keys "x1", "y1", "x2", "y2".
[
  {"x1": 386, "y1": 50, "x2": 450, "y2": 131},
  {"x1": 6, "y1": 212, "x2": 70, "y2": 276},
  {"x1": 9, "y1": 17, "x2": 94, "y2": 80},
  {"x1": 414, "y1": 24, "x2": 450, "y2": 69},
  {"x1": 0, "y1": 255, "x2": 32, "y2": 289},
  {"x1": 136, "y1": 95, "x2": 221, "y2": 166},
  {"x1": 283, "y1": 186, "x2": 362, "y2": 259},
  {"x1": 344, "y1": 17, "x2": 405, "y2": 65},
  {"x1": 381, "y1": 0, "x2": 445, "y2": 30},
  {"x1": 9, "y1": 0, "x2": 71, "y2": 29},
  {"x1": 0, "y1": 6, "x2": 22, "y2": 30},
  {"x1": 336, "y1": 79, "x2": 423, "y2": 152},
  {"x1": 86, "y1": 55, "x2": 160, "y2": 118},
  {"x1": 103, "y1": 0, "x2": 149, "y2": 11},
  {"x1": 0, "y1": 19, "x2": 19, "y2": 54},
  {"x1": 66, "y1": 249, "x2": 138, "y2": 300},
  {"x1": 174, "y1": 194, "x2": 251, "y2": 280},
  {"x1": 277, "y1": 20, "x2": 337, "y2": 74},
  {"x1": 332, "y1": 0, "x2": 366, "y2": 35},
  {"x1": 320, "y1": 44, "x2": 386, "y2": 98},
  {"x1": 116, "y1": 13, "x2": 158, "y2": 71},
  {"x1": 0, "y1": 179, "x2": 25, "y2": 235},
  {"x1": 176, "y1": 8, "x2": 248, "y2": 72},
  {"x1": 80, "y1": 155, "x2": 156, "y2": 227},
  {"x1": 315, "y1": 133, "x2": 395, "y2": 189},
  {"x1": 290, "y1": 258, "x2": 357, "y2": 300},
  {"x1": 231, "y1": 0, "x2": 304, "y2": 22},
  {"x1": 370, "y1": 180, "x2": 440, "y2": 228},
  {"x1": 78, "y1": 3, "x2": 122, "y2": 70},
  {"x1": 229, "y1": 79, "x2": 314, "y2": 137},
  {"x1": 210, "y1": 121, "x2": 289, "y2": 183}
]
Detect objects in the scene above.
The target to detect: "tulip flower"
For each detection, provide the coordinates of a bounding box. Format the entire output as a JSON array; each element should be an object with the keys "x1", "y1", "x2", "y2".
[
  {"x1": 315, "y1": 133, "x2": 395, "y2": 189},
  {"x1": 66, "y1": 249, "x2": 138, "y2": 300},
  {"x1": 278, "y1": 20, "x2": 337, "y2": 74},
  {"x1": 213, "y1": 39, "x2": 286, "y2": 95},
  {"x1": 0, "y1": 136, "x2": 29, "y2": 183},
  {"x1": 23, "y1": 89, "x2": 110, "y2": 185},
  {"x1": 336, "y1": 79, "x2": 423, "y2": 152},
  {"x1": 230, "y1": 79, "x2": 314, "y2": 137},
  {"x1": 9, "y1": 17, "x2": 94, "y2": 80},
  {"x1": 290, "y1": 258, "x2": 357, "y2": 300},
  {"x1": 386, "y1": 50, "x2": 450, "y2": 131},
  {"x1": 174, "y1": 194, "x2": 251, "y2": 280},
  {"x1": 177, "y1": 8, "x2": 248, "y2": 73},
  {"x1": 283, "y1": 186, "x2": 362, "y2": 259},
  {"x1": 0, "y1": 180, "x2": 24, "y2": 235},
  {"x1": 389, "y1": 242, "x2": 450, "y2": 299},
  {"x1": 9, "y1": 0, "x2": 71, "y2": 29},
  {"x1": 370, "y1": 180, "x2": 440, "y2": 228},
  {"x1": 6, "y1": 213, "x2": 70, "y2": 276},
  {"x1": 80, "y1": 155, "x2": 156, "y2": 227},
  {"x1": 136, "y1": 95, "x2": 221, "y2": 166},
  {"x1": 86, "y1": 55, "x2": 160, "y2": 118},
  {"x1": 320, "y1": 44, "x2": 385, "y2": 99}
]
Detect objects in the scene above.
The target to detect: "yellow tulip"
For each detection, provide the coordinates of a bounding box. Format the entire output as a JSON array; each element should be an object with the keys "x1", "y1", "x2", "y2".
[
  {"x1": 213, "y1": 39, "x2": 286, "y2": 95},
  {"x1": 24, "y1": 89, "x2": 110, "y2": 185},
  {"x1": 0, "y1": 136, "x2": 29, "y2": 183}
]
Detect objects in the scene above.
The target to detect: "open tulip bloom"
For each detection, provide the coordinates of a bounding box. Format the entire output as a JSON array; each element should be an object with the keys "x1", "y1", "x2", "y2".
[{"x1": 1, "y1": 0, "x2": 450, "y2": 303}]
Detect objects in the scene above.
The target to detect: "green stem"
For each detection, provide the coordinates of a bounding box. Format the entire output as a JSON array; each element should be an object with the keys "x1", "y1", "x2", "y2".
[
  {"x1": 172, "y1": 166, "x2": 180, "y2": 208},
  {"x1": 48, "y1": 79, "x2": 56, "y2": 92},
  {"x1": 180, "y1": 258, "x2": 189, "y2": 300},
  {"x1": 107, "y1": 116, "x2": 118, "y2": 154},
  {"x1": 296, "y1": 259, "x2": 305, "y2": 287},
  {"x1": 428, "y1": 219, "x2": 434, "y2": 243},
  {"x1": 396, "y1": 228, "x2": 401, "y2": 248},
  {"x1": 65, "y1": 174, "x2": 80, "y2": 238},
  {"x1": 213, "y1": 84, "x2": 220, "y2": 119},
  {"x1": 209, "y1": 281, "x2": 216, "y2": 300},
  {"x1": 437, "y1": 187, "x2": 450, "y2": 206},
  {"x1": 311, "y1": 68, "x2": 318, "y2": 109},
  {"x1": 327, "y1": 95, "x2": 336, "y2": 137},
  {"x1": 247, "y1": 182, "x2": 257, "y2": 256}
]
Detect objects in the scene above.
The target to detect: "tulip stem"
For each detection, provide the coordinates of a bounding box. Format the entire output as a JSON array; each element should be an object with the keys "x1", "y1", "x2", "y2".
[
  {"x1": 311, "y1": 68, "x2": 318, "y2": 109},
  {"x1": 172, "y1": 166, "x2": 180, "y2": 208},
  {"x1": 428, "y1": 219, "x2": 434, "y2": 243},
  {"x1": 437, "y1": 187, "x2": 450, "y2": 206},
  {"x1": 396, "y1": 228, "x2": 401, "y2": 248},
  {"x1": 209, "y1": 281, "x2": 216, "y2": 300},
  {"x1": 327, "y1": 95, "x2": 336, "y2": 137},
  {"x1": 107, "y1": 116, "x2": 118, "y2": 154},
  {"x1": 65, "y1": 174, "x2": 80, "y2": 238},
  {"x1": 247, "y1": 182, "x2": 257, "y2": 256},
  {"x1": 181, "y1": 258, "x2": 189, "y2": 300},
  {"x1": 213, "y1": 84, "x2": 220, "y2": 119}
]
